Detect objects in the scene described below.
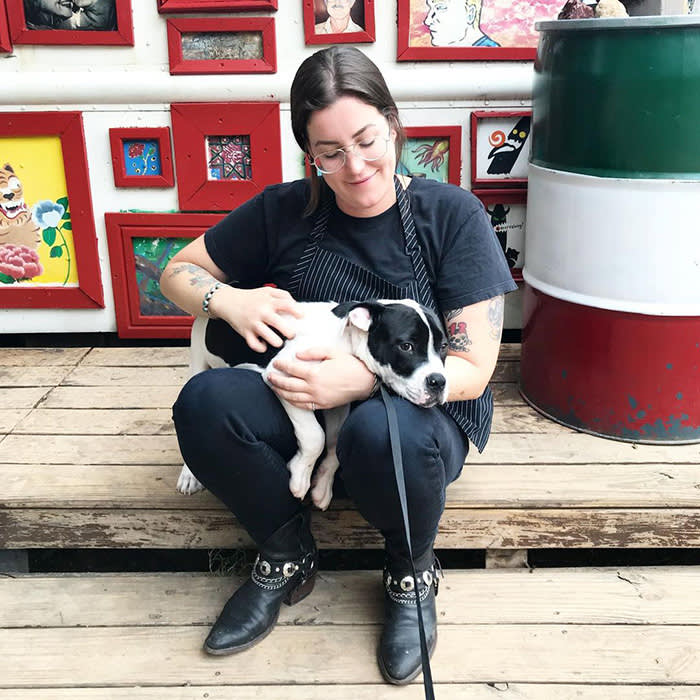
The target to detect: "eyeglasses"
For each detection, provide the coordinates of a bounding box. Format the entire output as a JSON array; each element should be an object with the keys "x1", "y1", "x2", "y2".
[{"x1": 312, "y1": 130, "x2": 391, "y2": 174}]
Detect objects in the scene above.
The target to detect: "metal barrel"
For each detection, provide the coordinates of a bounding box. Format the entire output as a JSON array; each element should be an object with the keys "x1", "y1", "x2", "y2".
[{"x1": 521, "y1": 17, "x2": 700, "y2": 443}]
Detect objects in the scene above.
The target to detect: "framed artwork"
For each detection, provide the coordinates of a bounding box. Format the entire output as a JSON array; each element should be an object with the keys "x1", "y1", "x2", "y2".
[
  {"x1": 470, "y1": 110, "x2": 531, "y2": 188},
  {"x1": 397, "y1": 0, "x2": 561, "y2": 61},
  {"x1": 171, "y1": 101, "x2": 282, "y2": 212},
  {"x1": 303, "y1": 0, "x2": 375, "y2": 45},
  {"x1": 474, "y1": 188, "x2": 526, "y2": 281},
  {"x1": 7, "y1": 0, "x2": 134, "y2": 46},
  {"x1": 0, "y1": 1, "x2": 11, "y2": 52},
  {"x1": 158, "y1": 0, "x2": 277, "y2": 11},
  {"x1": 109, "y1": 128, "x2": 175, "y2": 188},
  {"x1": 0, "y1": 112, "x2": 103, "y2": 309},
  {"x1": 166, "y1": 17, "x2": 276, "y2": 75},
  {"x1": 105, "y1": 212, "x2": 224, "y2": 338},
  {"x1": 398, "y1": 126, "x2": 461, "y2": 185}
]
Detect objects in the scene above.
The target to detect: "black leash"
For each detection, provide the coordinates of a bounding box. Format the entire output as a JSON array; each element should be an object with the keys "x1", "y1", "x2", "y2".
[{"x1": 380, "y1": 385, "x2": 435, "y2": 700}]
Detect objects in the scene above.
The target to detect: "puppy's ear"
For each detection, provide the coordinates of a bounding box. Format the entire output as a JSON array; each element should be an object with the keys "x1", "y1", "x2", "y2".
[{"x1": 348, "y1": 306, "x2": 372, "y2": 331}]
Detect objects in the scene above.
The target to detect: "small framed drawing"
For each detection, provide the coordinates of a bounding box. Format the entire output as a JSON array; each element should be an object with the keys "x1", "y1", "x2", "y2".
[
  {"x1": 109, "y1": 128, "x2": 175, "y2": 188},
  {"x1": 0, "y1": 111, "x2": 103, "y2": 309},
  {"x1": 473, "y1": 189, "x2": 526, "y2": 281},
  {"x1": 7, "y1": 0, "x2": 134, "y2": 46},
  {"x1": 105, "y1": 212, "x2": 224, "y2": 338},
  {"x1": 0, "y1": 1, "x2": 11, "y2": 52},
  {"x1": 399, "y1": 126, "x2": 461, "y2": 185},
  {"x1": 158, "y1": 0, "x2": 277, "y2": 10},
  {"x1": 470, "y1": 110, "x2": 531, "y2": 188},
  {"x1": 303, "y1": 0, "x2": 375, "y2": 45},
  {"x1": 397, "y1": 0, "x2": 561, "y2": 61},
  {"x1": 171, "y1": 101, "x2": 282, "y2": 211},
  {"x1": 166, "y1": 17, "x2": 276, "y2": 75}
]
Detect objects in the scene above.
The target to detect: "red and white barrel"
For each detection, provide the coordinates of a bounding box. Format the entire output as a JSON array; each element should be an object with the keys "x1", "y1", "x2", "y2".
[{"x1": 521, "y1": 17, "x2": 700, "y2": 443}]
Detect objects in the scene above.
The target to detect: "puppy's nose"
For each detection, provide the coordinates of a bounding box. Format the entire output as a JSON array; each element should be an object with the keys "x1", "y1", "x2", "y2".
[{"x1": 426, "y1": 373, "x2": 446, "y2": 392}]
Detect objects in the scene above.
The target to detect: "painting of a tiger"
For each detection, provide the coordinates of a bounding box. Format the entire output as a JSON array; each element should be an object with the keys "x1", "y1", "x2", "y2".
[{"x1": 0, "y1": 163, "x2": 41, "y2": 251}]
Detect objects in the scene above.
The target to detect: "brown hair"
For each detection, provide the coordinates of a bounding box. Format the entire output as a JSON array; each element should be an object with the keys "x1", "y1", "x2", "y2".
[{"x1": 290, "y1": 46, "x2": 405, "y2": 215}]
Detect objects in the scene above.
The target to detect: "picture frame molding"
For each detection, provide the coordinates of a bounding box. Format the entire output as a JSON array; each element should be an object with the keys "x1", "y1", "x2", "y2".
[
  {"x1": 7, "y1": 0, "x2": 134, "y2": 46},
  {"x1": 166, "y1": 16, "x2": 276, "y2": 75},
  {"x1": 109, "y1": 127, "x2": 175, "y2": 188},
  {"x1": 0, "y1": 1, "x2": 11, "y2": 52},
  {"x1": 397, "y1": 0, "x2": 537, "y2": 62},
  {"x1": 171, "y1": 101, "x2": 283, "y2": 212},
  {"x1": 105, "y1": 212, "x2": 224, "y2": 338},
  {"x1": 0, "y1": 111, "x2": 104, "y2": 309},
  {"x1": 473, "y1": 187, "x2": 526, "y2": 282},
  {"x1": 303, "y1": 0, "x2": 375, "y2": 46},
  {"x1": 470, "y1": 109, "x2": 531, "y2": 189},
  {"x1": 402, "y1": 125, "x2": 462, "y2": 186},
  {"x1": 158, "y1": 0, "x2": 277, "y2": 11}
]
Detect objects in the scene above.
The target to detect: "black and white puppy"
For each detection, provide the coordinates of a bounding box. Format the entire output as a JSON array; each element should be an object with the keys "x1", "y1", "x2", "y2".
[{"x1": 177, "y1": 298, "x2": 449, "y2": 510}]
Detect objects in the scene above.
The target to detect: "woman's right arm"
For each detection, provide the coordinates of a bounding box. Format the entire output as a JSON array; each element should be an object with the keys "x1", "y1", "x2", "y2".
[{"x1": 159, "y1": 236, "x2": 302, "y2": 352}]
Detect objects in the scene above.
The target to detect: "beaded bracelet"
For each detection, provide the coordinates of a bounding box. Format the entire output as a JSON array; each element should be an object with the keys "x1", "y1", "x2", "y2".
[{"x1": 202, "y1": 281, "x2": 223, "y2": 317}]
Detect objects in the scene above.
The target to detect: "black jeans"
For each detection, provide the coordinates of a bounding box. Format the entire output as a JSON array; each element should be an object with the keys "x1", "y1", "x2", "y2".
[{"x1": 172, "y1": 368, "x2": 468, "y2": 566}]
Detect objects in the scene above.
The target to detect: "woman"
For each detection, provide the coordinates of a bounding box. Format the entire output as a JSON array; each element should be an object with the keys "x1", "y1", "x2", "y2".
[{"x1": 161, "y1": 46, "x2": 516, "y2": 685}]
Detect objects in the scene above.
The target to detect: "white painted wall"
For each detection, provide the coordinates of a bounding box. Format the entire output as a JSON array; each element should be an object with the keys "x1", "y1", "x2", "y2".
[{"x1": 0, "y1": 0, "x2": 531, "y2": 334}]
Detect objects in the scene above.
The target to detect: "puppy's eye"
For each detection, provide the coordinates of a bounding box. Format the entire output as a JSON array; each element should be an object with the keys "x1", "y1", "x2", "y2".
[
  {"x1": 399, "y1": 342, "x2": 414, "y2": 353},
  {"x1": 440, "y1": 342, "x2": 448, "y2": 351}
]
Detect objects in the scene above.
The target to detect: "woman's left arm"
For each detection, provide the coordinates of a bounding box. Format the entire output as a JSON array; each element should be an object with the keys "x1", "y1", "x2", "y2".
[{"x1": 442, "y1": 295, "x2": 504, "y2": 401}]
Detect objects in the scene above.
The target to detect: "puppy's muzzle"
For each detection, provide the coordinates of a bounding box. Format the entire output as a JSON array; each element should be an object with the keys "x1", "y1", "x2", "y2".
[{"x1": 423, "y1": 372, "x2": 448, "y2": 406}]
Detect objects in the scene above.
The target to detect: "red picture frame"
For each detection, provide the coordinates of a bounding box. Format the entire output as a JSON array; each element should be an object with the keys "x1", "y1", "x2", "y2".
[
  {"x1": 105, "y1": 212, "x2": 224, "y2": 338},
  {"x1": 303, "y1": 0, "x2": 375, "y2": 45},
  {"x1": 402, "y1": 126, "x2": 462, "y2": 186},
  {"x1": 7, "y1": 0, "x2": 134, "y2": 46},
  {"x1": 397, "y1": 0, "x2": 560, "y2": 62},
  {"x1": 470, "y1": 110, "x2": 531, "y2": 189},
  {"x1": 473, "y1": 188, "x2": 526, "y2": 282},
  {"x1": 0, "y1": 112, "x2": 103, "y2": 309},
  {"x1": 171, "y1": 102, "x2": 282, "y2": 212},
  {"x1": 158, "y1": 0, "x2": 277, "y2": 11},
  {"x1": 0, "y1": 1, "x2": 11, "y2": 52},
  {"x1": 166, "y1": 17, "x2": 276, "y2": 75},
  {"x1": 109, "y1": 128, "x2": 175, "y2": 188}
]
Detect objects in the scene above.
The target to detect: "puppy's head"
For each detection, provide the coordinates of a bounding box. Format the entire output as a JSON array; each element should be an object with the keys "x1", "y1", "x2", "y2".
[{"x1": 336, "y1": 299, "x2": 449, "y2": 408}]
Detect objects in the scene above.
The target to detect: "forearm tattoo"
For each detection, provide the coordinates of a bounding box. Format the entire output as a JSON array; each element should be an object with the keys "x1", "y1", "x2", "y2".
[
  {"x1": 167, "y1": 263, "x2": 219, "y2": 290},
  {"x1": 444, "y1": 308, "x2": 473, "y2": 353},
  {"x1": 488, "y1": 295, "x2": 505, "y2": 341}
]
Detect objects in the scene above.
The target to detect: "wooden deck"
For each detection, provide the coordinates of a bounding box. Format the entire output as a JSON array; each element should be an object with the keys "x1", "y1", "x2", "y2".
[{"x1": 1, "y1": 344, "x2": 700, "y2": 697}]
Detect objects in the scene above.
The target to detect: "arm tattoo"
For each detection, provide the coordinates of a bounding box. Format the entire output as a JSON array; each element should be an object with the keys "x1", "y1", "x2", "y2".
[
  {"x1": 444, "y1": 308, "x2": 473, "y2": 353},
  {"x1": 488, "y1": 295, "x2": 505, "y2": 341},
  {"x1": 167, "y1": 263, "x2": 219, "y2": 290}
]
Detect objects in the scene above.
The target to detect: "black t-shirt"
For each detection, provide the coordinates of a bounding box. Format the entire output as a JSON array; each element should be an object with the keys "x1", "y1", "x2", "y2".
[{"x1": 205, "y1": 177, "x2": 517, "y2": 312}]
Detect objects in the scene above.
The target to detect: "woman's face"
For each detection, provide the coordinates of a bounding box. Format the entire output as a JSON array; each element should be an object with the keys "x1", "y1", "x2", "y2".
[
  {"x1": 307, "y1": 96, "x2": 397, "y2": 219},
  {"x1": 37, "y1": 0, "x2": 74, "y2": 17}
]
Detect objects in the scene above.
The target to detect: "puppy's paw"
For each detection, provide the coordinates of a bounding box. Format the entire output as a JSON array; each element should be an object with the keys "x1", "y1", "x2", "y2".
[
  {"x1": 177, "y1": 464, "x2": 204, "y2": 495},
  {"x1": 287, "y1": 453, "x2": 313, "y2": 500},
  {"x1": 310, "y1": 478, "x2": 333, "y2": 511}
]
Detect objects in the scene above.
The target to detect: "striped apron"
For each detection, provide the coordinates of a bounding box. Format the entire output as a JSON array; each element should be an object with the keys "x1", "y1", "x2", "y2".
[{"x1": 288, "y1": 177, "x2": 493, "y2": 452}]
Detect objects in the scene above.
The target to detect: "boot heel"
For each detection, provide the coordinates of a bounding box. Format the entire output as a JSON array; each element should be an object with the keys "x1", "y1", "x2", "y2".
[{"x1": 284, "y1": 573, "x2": 316, "y2": 606}]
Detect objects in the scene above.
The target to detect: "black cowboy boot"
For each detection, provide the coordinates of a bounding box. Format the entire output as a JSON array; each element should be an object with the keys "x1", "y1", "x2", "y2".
[
  {"x1": 204, "y1": 509, "x2": 317, "y2": 655},
  {"x1": 377, "y1": 554, "x2": 442, "y2": 684}
]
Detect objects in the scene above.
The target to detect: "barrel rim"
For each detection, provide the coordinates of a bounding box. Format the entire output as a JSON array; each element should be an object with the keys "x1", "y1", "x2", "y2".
[{"x1": 537, "y1": 16, "x2": 700, "y2": 32}]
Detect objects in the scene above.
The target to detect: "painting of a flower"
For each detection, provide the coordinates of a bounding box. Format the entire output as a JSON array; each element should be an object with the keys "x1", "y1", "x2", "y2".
[{"x1": 0, "y1": 244, "x2": 44, "y2": 283}]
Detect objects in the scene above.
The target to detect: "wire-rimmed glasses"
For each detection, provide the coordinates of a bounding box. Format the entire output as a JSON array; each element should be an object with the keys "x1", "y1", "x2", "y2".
[{"x1": 312, "y1": 129, "x2": 391, "y2": 174}]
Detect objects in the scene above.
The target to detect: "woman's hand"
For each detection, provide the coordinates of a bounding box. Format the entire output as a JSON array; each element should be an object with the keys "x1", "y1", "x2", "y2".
[
  {"x1": 265, "y1": 346, "x2": 376, "y2": 410},
  {"x1": 213, "y1": 286, "x2": 304, "y2": 353}
]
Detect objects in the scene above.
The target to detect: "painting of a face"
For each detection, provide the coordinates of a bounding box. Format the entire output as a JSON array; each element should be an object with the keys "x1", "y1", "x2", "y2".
[
  {"x1": 36, "y1": 0, "x2": 74, "y2": 17},
  {"x1": 326, "y1": 0, "x2": 355, "y2": 21},
  {"x1": 424, "y1": 0, "x2": 478, "y2": 46}
]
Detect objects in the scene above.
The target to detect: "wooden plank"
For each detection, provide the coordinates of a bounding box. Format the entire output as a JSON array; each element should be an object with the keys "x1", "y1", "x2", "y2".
[
  {"x1": 491, "y1": 405, "x2": 573, "y2": 433},
  {"x1": 5, "y1": 568, "x2": 699, "y2": 628},
  {"x1": 0, "y1": 347, "x2": 89, "y2": 366},
  {"x1": 492, "y1": 382, "x2": 522, "y2": 405},
  {"x1": 0, "y1": 686, "x2": 696, "y2": 700},
  {"x1": 63, "y1": 365, "x2": 189, "y2": 387},
  {"x1": 0, "y1": 387, "x2": 49, "y2": 409},
  {"x1": 82, "y1": 346, "x2": 189, "y2": 367},
  {"x1": 3, "y1": 432, "x2": 696, "y2": 467},
  {"x1": 0, "y1": 408, "x2": 31, "y2": 433},
  {"x1": 0, "y1": 366, "x2": 73, "y2": 388},
  {"x1": 13, "y1": 409, "x2": 175, "y2": 436},
  {"x1": 3, "y1": 508, "x2": 700, "y2": 549},
  {"x1": 4, "y1": 464, "x2": 700, "y2": 509},
  {"x1": 3, "y1": 624, "x2": 700, "y2": 686},
  {"x1": 42, "y1": 385, "x2": 181, "y2": 409}
]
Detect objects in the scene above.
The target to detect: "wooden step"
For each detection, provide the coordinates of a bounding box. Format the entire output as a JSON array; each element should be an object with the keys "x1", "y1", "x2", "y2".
[{"x1": 1, "y1": 567, "x2": 699, "y2": 694}]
